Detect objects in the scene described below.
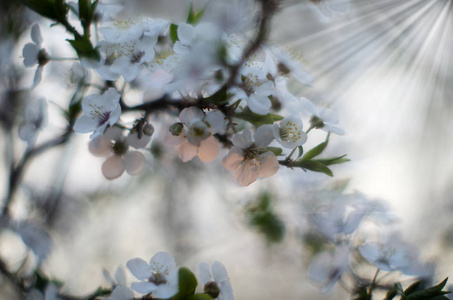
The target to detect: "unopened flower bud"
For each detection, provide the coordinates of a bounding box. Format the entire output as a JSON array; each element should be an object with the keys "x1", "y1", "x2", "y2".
[
  {"x1": 143, "y1": 124, "x2": 154, "y2": 136},
  {"x1": 169, "y1": 123, "x2": 183, "y2": 136},
  {"x1": 204, "y1": 281, "x2": 220, "y2": 299}
]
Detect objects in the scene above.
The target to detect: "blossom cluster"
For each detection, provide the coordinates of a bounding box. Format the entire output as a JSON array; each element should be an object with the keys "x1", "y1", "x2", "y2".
[
  {"x1": 19, "y1": 0, "x2": 348, "y2": 185},
  {"x1": 105, "y1": 252, "x2": 233, "y2": 300}
]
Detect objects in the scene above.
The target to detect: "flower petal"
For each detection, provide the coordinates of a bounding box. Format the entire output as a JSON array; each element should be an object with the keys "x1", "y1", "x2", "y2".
[
  {"x1": 197, "y1": 262, "x2": 212, "y2": 284},
  {"x1": 175, "y1": 141, "x2": 198, "y2": 162},
  {"x1": 31, "y1": 25, "x2": 43, "y2": 46},
  {"x1": 211, "y1": 261, "x2": 229, "y2": 283},
  {"x1": 123, "y1": 151, "x2": 146, "y2": 175},
  {"x1": 258, "y1": 152, "x2": 279, "y2": 178},
  {"x1": 236, "y1": 160, "x2": 259, "y2": 186},
  {"x1": 109, "y1": 286, "x2": 134, "y2": 300},
  {"x1": 254, "y1": 125, "x2": 274, "y2": 148},
  {"x1": 33, "y1": 66, "x2": 44, "y2": 88},
  {"x1": 219, "y1": 281, "x2": 234, "y2": 300},
  {"x1": 197, "y1": 136, "x2": 219, "y2": 162},
  {"x1": 126, "y1": 257, "x2": 151, "y2": 281},
  {"x1": 179, "y1": 107, "x2": 204, "y2": 125},
  {"x1": 150, "y1": 252, "x2": 176, "y2": 273},
  {"x1": 23, "y1": 43, "x2": 39, "y2": 67},
  {"x1": 131, "y1": 281, "x2": 157, "y2": 294},
  {"x1": 102, "y1": 155, "x2": 125, "y2": 180},
  {"x1": 222, "y1": 148, "x2": 243, "y2": 171},
  {"x1": 246, "y1": 94, "x2": 271, "y2": 115}
]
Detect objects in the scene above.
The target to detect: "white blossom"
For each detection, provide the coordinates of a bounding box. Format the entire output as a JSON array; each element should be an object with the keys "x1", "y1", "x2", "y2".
[
  {"x1": 127, "y1": 252, "x2": 178, "y2": 299},
  {"x1": 73, "y1": 88, "x2": 121, "y2": 139},
  {"x1": 299, "y1": 97, "x2": 344, "y2": 135},
  {"x1": 198, "y1": 261, "x2": 234, "y2": 300},
  {"x1": 272, "y1": 116, "x2": 307, "y2": 148},
  {"x1": 22, "y1": 24, "x2": 48, "y2": 87},
  {"x1": 308, "y1": 243, "x2": 350, "y2": 293}
]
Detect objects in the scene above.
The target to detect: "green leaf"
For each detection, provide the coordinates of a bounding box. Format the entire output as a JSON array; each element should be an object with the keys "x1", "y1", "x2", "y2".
[
  {"x1": 266, "y1": 147, "x2": 283, "y2": 156},
  {"x1": 235, "y1": 107, "x2": 283, "y2": 127},
  {"x1": 186, "y1": 2, "x2": 204, "y2": 25},
  {"x1": 170, "y1": 23, "x2": 179, "y2": 43},
  {"x1": 404, "y1": 280, "x2": 423, "y2": 295},
  {"x1": 383, "y1": 285, "x2": 398, "y2": 300},
  {"x1": 407, "y1": 278, "x2": 450, "y2": 300},
  {"x1": 313, "y1": 154, "x2": 350, "y2": 166},
  {"x1": 54, "y1": 0, "x2": 68, "y2": 22},
  {"x1": 296, "y1": 145, "x2": 304, "y2": 159},
  {"x1": 302, "y1": 134, "x2": 329, "y2": 160},
  {"x1": 67, "y1": 36, "x2": 100, "y2": 61},
  {"x1": 172, "y1": 267, "x2": 198, "y2": 300},
  {"x1": 296, "y1": 159, "x2": 333, "y2": 177},
  {"x1": 20, "y1": 0, "x2": 59, "y2": 20}
]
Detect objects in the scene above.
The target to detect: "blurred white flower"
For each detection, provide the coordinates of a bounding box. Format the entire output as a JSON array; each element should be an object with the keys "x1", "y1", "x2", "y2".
[
  {"x1": 299, "y1": 97, "x2": 344, "y2": 135},
  {"x1": 103, "y1": 265, "x2": 127, "y2": 288},
  {"x1": 308, "y1": 243, "x2": 350, "y2": 293},
  {"x1": 22, "y1": 24, "x2": 49, "y2": 87},
  {"x1": 198, "y1": 261, "x2": 234, "y2": 300},
  {"x1": 358, "y1": 237, "x2": 435, "y2": 278},
  {"x1": 272, "y1": 116, "x2": 307, "y2": 148},
  {"x1": 222, "y1": 126, "x2": 279, "y2": 186},
  {"x1": 18, "y1": 97, "x2": 47, "y2": 149},
  {"x1": 265, "y1": 46, "x2": 313, "y2": 86},
  {"x1": 73, "y1": 88, "x2": 121, "y2": 139},
  {"x1": 107, "y1": 286, "x2": 134, "y2": 300},
  {"x1": 164, "y1": 107, "x2": 226, "y2": 162},
  {"x1": 126, "y1": 252, "x2": 178, "y2": 299}
]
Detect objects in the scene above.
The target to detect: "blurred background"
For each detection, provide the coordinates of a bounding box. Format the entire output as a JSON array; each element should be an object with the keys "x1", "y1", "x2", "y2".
[{"x1": 0, "y1": 0, "x2": 452, "y2": 299}]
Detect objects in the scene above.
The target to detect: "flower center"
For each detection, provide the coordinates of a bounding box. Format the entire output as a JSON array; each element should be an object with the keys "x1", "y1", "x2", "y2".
[
  {"x1": 243, "y1": 145, "x2": 260, "y2": 161},
  {"x1": 149, "y1": 272, "x2": 168, "y2": 286},
  {"x1": 279, "y1": 122, "x2": 301, "y2": 143},
  {"x1": 98, "y1": 111, "x2": 111, "y2": 126}
]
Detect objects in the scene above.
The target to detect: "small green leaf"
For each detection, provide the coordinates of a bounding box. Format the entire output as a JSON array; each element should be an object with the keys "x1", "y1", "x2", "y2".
[
  {"x1": 186, "y1": 2, "x2": 204, "y2": 25},
  {"x1": 296, "y1": 145, "x2": 304, "y2": 159},
  {"x1": 67, "y1": 36, "x2": 100, "y2": 61},
  {"x1": 302, "y1": 134, "x2": 329, "y2": 160},
  {"x1": 20, "y1": 0, "x2": 59, "y2": 20},
  {"x1": 170, "y1": 23, "x2": 179, "y2": 43},
  {"x1": 235, "y1": 107, "x2": 283, "y2": 127},
  {"x1": 172, "y1": 267, "x2": 198, "y2": 300},
  {"x1": 404, "y1": 280, "x2": 423, "y2": 295},
  {"x1": 383, "y1": 285, "x2": 398, "y2": 300},
  {"x1": 266, "y1": 147, "x2": 283, "y2": 156},
  {"x1": 407, "y1": 278, "x2": 450, "y2": 300},
  {"x1": 296, "y1": 159, "x2": 333, "y2": 177},
  {"x1": 313, "y1": 154, "x2": 350, "y2": 166}
]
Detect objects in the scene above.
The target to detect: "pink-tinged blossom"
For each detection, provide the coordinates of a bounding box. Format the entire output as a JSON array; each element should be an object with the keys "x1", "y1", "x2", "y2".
[
  {"x1": 73, "y1": 88, "x2": 121, "y2": 139},
  {"x1": 308, "y1": 243, "x2": 350, "y2": 293},
  {"x1": 272, "y1": 116, "x2": 307, "y2": 148},
  {"x1": 126, "y1": 252, "x2": 178, "y2": 299},
  {"x1": 22, "y1": 24, "x2": 48, "y2": 87},
  {"x1": 89, "y1": 126, "x2": 148, "y2": 179},
  {"x1": 299, "y1": 97, "x2": 344, "y2": 135},
  {"x1": 165, "y1": 107, "x2": 226, "y2": 162},
  {"x1": 198, "y1": 261, "x2": 234, "y2": 300},
  {"x1": 222, "y1": 126, "x2": 279, "y2": 186}
]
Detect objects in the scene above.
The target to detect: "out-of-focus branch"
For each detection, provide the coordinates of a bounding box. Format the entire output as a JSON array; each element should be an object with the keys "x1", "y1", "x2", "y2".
[{"x1": 1, "y1": 128, "x2": 73, "y2": 217}]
